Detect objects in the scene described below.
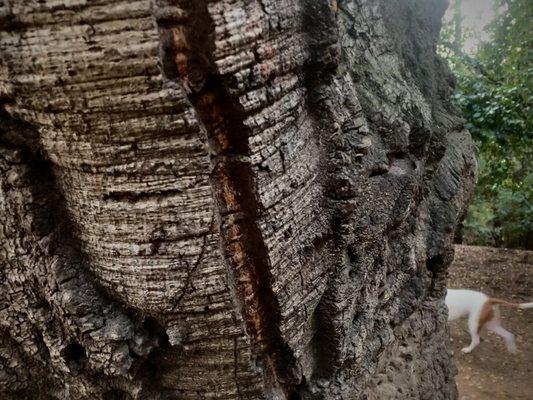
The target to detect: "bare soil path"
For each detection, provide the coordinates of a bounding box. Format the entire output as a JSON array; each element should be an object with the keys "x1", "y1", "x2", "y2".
[{"x1": 449, "y1": 245, "x2": 533, "y2": 400}]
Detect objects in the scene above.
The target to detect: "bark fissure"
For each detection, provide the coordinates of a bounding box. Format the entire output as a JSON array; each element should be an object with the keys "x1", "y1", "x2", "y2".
[
  {"x1": 156, "y1": 1, "x2": 302, "y2": 396},
  {"x1": 299, "y1": 0, "x2": 361, "y2": 382}
]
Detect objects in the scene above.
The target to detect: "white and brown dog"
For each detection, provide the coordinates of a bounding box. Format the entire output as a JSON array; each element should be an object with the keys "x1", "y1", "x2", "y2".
[{"x1": 446, "y1": 289, "x2": 533, "y2": 354}]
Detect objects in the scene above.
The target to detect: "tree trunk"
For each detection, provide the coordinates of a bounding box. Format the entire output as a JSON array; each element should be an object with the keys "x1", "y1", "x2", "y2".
[{"x1": 0, "y1": 1, "x2": 476, "y2": 399}]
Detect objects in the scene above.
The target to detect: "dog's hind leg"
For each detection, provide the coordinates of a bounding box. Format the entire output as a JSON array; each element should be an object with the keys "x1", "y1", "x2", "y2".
[
  {"x1": 462, "y1": 312, "x2": 481, "y2": 353},
  {"x1": 487, "y1": 322, "x2": 516, "y2": 353}
]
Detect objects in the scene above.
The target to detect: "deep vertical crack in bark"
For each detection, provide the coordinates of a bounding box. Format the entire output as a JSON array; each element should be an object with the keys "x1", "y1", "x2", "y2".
[
  {"x1": 300, "y1": 0, "x2": 351, "y2": 382},
  {"x1": 156, "y1": 1, "x2": 302, "y2": 396}
]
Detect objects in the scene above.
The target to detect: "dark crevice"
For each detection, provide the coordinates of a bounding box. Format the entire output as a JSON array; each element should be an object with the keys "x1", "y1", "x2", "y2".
[
  {"x1": 103, "y1": 389, "x2": 132, "y2": 400},
  {"x1": 194, "y1": 48, "x2": 303, "y2": 400},
  {"x1": 156, "y1": 0, "x2": 302, "y2": 396},
  {"x1": 102, "y1": 188, "x2": 184, "y2": 202},
  {"x1": 301, "y1": 0, "x2": 353, "y2": 388},
  {"x1": 426, "y1": 254, "x2": 445, "y2": 273},
  {"x1": 62, "y1": 341, "x2": 87, "y2": 370},
  {"x1": 142, "y1": 316, "x2": 170, "y2": 345},
  {"x1": 289, "y1": 390, "x2": 303, "y2": 400},
  {"x1": 425, "y1": 251, "x2": 452, "y2": 299},
  {"x1": 126, "y1": 314, "x2": 178, "y2": 398},
  {"x1": 308, "y1": 288, "x2": 340, "y2": 379}
]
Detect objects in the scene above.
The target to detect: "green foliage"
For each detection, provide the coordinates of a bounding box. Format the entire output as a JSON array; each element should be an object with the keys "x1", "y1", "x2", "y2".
[{"x1": 440, "y1": 0, "x2": 532, "y2": 249}]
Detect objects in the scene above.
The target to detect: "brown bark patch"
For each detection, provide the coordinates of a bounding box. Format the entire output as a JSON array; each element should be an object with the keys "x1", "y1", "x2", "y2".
[{"x1": 156, "y1": 1, "x2": 303, "y2": 396}]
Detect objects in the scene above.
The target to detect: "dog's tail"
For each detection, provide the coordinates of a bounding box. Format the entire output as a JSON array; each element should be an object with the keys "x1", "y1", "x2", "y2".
[
  {"x1": 488, "y1": 298, "x2": 533, "y2": 309},
  {"x1": 518, "y1": 302, "x2": 533, "y2": 309}
]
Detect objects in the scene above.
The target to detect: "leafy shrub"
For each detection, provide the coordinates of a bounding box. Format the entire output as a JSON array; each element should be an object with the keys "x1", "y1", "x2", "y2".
[{"x1": 440, "y1": 0, "x2": 532, "y2": 249}]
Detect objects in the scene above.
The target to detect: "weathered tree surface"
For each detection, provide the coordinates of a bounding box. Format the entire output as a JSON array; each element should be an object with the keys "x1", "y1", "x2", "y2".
[{"x1": 0, "y1": 0, "x2": 476, "y2": 399}]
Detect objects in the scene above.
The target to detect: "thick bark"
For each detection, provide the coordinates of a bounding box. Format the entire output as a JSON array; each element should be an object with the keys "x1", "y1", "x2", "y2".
[{"x1": 0, "y1": 1, "x2": 475, "y2": 399}]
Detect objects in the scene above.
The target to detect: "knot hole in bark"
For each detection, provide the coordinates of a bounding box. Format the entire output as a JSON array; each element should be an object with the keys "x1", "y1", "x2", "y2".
[
  {"x1": 61, "y1": 341, "x2": 87, "y2": 368},
  {"x1": 143, "y1": 316, "x2": 169, "y2": 345},
  {"x1": 426, "y1": 253, "x2": 450, "y2": 298},
  {"x1": 426, "y1": 254, "x2": 446, "y2": 273}
]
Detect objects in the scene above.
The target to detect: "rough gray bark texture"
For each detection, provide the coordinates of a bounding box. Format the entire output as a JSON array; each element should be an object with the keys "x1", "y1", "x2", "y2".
[{"x1": 0, "y1": 0, "x2": 475, "y2": 399}]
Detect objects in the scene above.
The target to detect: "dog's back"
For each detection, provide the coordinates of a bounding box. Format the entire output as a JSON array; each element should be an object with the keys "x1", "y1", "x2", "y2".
[{"x1": 445, "y1": 289, "x2": 487, "y2": 321}]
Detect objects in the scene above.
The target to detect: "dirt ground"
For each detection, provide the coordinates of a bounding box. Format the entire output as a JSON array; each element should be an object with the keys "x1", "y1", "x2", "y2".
[{"x1": 448, "y1": 245, "x2": 533, "y2": 400}]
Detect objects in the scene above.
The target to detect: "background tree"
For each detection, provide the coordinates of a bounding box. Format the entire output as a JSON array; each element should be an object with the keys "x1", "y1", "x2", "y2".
[{"x1": 440, "y1": 0, "x2": 532, "y2": 249}]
